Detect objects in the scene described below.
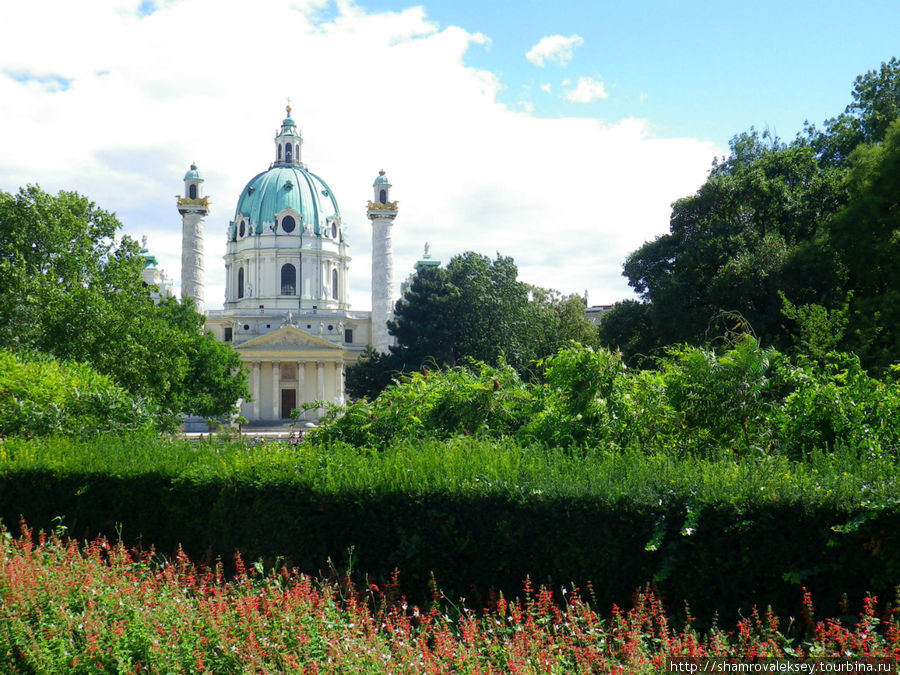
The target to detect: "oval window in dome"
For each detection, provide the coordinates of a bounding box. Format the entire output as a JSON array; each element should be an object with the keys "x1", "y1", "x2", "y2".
[
  {"x1": 281, "y1": 215, "x2": 296, "y2": 233},
  {"x1": 331, "y1": 222, "x2": 337, "y2": 238},
  {"x1": 239, "y1": 221, "x2": 246, "y2": 237}
]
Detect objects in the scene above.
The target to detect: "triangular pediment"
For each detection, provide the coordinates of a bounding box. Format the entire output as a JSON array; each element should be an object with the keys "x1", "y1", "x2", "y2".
[{"x1": 235, "y1": 325, "x2": 345, "y2": 352}]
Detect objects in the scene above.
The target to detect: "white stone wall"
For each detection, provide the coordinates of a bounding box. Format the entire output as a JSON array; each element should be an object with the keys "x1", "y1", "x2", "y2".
[{"x1": 224, "y1": 233, "x2": 349, "y2": 311}]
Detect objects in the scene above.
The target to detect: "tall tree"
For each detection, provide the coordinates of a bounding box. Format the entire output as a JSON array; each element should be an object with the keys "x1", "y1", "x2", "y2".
[
  {"x1": 602, "y1": 60, "x2": 900, "y2": 369},
  {"x1": 826, "y1": 118, "x2": 900, "y2": 370},
  {"x1": 0, "y1": 185, "x2": 248, "y2": 418},
  {"x1": 347, "y1": 251, "x2": 598, "y2": 399},
  {"x1": 805, "y1": 58, "x2": 900, "y2": 166},
  {"x1": 524, "y1": 286, "x2": 600, "y2": 368},
  {"x1": 388, "y1": 252, "x2": 533, "y2": 372},
  {"x1": 596, "y1": 299, "x2": 657, "y2": 367},
  {"x1": 611, "y1": 132, "x2": 846, "y2": 355}
]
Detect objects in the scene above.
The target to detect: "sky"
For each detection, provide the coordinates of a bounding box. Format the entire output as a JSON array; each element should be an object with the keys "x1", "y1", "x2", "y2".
[{"x1": 0, "y1": 0, "x2": 897, "y2": 311}]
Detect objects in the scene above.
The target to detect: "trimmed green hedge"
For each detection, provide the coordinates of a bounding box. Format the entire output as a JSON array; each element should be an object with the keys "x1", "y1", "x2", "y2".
[{"x1": 2, "y1": 436, "x2": 899, "y2": 623}]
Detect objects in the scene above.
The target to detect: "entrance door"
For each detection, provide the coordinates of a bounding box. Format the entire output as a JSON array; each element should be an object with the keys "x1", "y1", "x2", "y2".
[{"x1": 281, "y1": 389, "x2": 296, "y2": 420}]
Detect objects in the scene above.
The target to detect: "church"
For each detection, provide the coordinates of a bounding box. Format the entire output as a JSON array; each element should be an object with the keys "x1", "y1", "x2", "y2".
[{"x1": 173, "y1": 106, "x2": 399, "y2": 424}]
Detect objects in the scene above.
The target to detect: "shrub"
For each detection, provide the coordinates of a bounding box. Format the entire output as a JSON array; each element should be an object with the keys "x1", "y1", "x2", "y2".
[
  {"x1": 313, "y1": 360, "x2": 531, "y2": 448},
  {"x1": 0, "y1": 349, "x2": 161, "y2": 437},
  {"x1": 314, "y1": 338, "x2": 900, "y2": 459},
  {"x1": 774, "y1": 352, "x2": 900, "y2": 458},
  {"x1": 522, "y1": 344, "x2": 629, "y2": 448}
]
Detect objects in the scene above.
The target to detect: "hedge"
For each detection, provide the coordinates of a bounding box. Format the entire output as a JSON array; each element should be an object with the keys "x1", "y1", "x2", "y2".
[{"x1": 4, "y1": 436, "x2": 900, "y2": 624}]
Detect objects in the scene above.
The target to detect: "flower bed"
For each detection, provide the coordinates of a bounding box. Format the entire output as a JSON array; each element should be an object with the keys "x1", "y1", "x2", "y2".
[{"x1": 2, "y1": 524, "x2": 898, "y2": 673}]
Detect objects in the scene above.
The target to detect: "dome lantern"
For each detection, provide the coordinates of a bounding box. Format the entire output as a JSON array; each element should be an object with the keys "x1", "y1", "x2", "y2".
[
  {"x1": 372, "y1": 170, "x2": 392, "y2": 204},
  {"x1": 274, "y1": 102, "x2": 304, "y2": 169}
]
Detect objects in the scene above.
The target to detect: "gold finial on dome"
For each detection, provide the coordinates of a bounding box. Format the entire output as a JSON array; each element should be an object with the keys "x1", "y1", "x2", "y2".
[{"x1": 286, "y1": 97, "x2": 292, "y2": 117}]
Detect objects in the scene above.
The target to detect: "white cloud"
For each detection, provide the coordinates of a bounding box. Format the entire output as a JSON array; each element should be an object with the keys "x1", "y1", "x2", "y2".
[
  {"x1": 565, "y1": 76, "x2": 609, "y2": 103},
  {"x1": 0, "y1": 0, "x2": 719, "y2": 312},
  {"x1": 525, "y1": 34, "x2": 583, "y2": 67},
  {"x1": 540, "y1": 83, "x2": 553, "y2": 94}
]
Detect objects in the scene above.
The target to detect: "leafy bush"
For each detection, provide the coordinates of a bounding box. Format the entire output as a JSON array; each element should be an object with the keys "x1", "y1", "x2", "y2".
[
  {"x1": 654, "y1": 338, "x2": 787, "y2": 456},
  {"x1": 314, "y1": 338, "x2": 900, "y2": 459},
  {"x1": 314, "y1": 360, "x2": 532, "y2": 448},
  {"x1": 775, "y1": 352, "x2": 900, "y2": 459},
  {"x1": 523, "y1": 345, "x2": 630, "y2": 448},
  {"x1": 0, "y1": 349, "x2": 162, "y2": 437}
]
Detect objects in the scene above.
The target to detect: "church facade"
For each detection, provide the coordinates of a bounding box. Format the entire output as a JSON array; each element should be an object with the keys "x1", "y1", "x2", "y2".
[{"x1": 175, "y1": 107, "x2": 398, "y2": 423}]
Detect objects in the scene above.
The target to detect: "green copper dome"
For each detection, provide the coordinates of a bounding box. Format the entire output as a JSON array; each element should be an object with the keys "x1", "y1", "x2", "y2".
[
  {"x1": 233, "y1": 166, "x2": 340, "y2": 237},
  {"x1": 184, "y1": 163, "x2": 202, "y2": 180},
  {"x1": 373, "y1": 170, "x2": 390, "y2": 185}
]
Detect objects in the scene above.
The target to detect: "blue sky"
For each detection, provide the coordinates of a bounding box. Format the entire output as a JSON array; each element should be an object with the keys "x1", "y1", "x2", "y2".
[
  {"x1": 357, "y1": 0, "x2": 899, "y2": 146},
  {"x1": 0, "y1": 0, "x2": 896, "y2": 310}
]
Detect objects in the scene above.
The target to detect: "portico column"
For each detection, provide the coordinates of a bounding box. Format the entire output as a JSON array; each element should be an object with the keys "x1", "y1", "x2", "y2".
[
  {"x1": 336, "y1": 361, "x2": 345, "y2": 404},
  {"x1": 297, "y1": 360, "x2": 305, "y2": 407},
  {"x1": 272, "y1": 360, "x2": 281, "y2": 420},
  {"x1": 317, "y1": 361, "x2": 325, "y2": 414},
  {"x1": 251, "y1": 361, "x2": 261, "y2": 420}
]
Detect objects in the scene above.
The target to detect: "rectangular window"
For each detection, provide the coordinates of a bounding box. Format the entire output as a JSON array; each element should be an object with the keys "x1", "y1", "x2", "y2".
[
  {"x1": 344, "y1": 329, "x2": 353, "y2": 344},
  {"x1": 224, "y1": 327, "x2": 233, "y2": 342}
]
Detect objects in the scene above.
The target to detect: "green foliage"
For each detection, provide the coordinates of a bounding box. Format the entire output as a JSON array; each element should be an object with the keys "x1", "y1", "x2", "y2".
[
  {"x1": 0, "y1": 186, "x2": 248, "y2": 417},
  {"x1": 805, "y1": 57, "x2": 900, "y2": 166},
  {"x1": 344, "y1": 345, "x2": 403, "y2": 401},
  {"x1": 349, "y1": 252, "x2": 599, "y2": 399},
  {"x1": 614, "y1": 134, "x2": 846, "y2": 360},
  {"x1": 776, "y1": 353, "x2": 900, "y2": 459},
  {"x1": 524, "y1": 345, "x2": 629, "y2": 448},
  {"x1": 152, "y1": 297, "x2": 248, "y2": 418},
  {"x1": 323, "y1": 338, "x2": 900, "y2": 459},
  {"x1": 387, "y1": 252, "x2": 533, "y2": 371},
  {"x1": 316, "y1": 360, "x2": 531, "y2": 448},
  {"x1": 606, "y1": 60, "x2": 900, "y2": 369},
  {"x1": 4, "y1": 435, "x2": 900, "y2": 622},
  {"x1": 596, "y1": 299, "x2": 657, "y2": 367},
  {"x1": 779, "y1": 291, "x2": 850, "y2": 362},
  {"x1": 825, "y1": 118, "x2": 900, "y2": 372},
  {"x1": 0, "y1": 349, "x2": 161, "y2": 437},
  {"x1": 521, "y1": 287, "x2": 600, "y2": 370},
  {"x1": 659, "y1": 337, "x2": 784, "y2": 455}
]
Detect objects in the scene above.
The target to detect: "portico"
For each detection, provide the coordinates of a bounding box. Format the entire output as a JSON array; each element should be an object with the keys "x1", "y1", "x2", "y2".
[{"x1": 235, "y1": 325, "x2": 348, "y2": 422}]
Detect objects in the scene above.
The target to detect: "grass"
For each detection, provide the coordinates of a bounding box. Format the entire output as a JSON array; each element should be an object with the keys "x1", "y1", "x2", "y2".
[{"x1": 2, "y1": 434, "x2": 898, "y2": 510}]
